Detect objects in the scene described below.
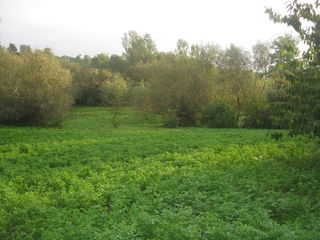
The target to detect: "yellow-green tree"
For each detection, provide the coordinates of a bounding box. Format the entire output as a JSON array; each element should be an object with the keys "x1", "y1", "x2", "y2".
[
  {"x1": 148, "y1": 53, "x2": 215, "y2": 126},
  {"x1": 0, "y1": 48, "x2": 73, "y2": 125},
  {"x1": 100, "y1": 73, "x2": 128, "y2": 127}
]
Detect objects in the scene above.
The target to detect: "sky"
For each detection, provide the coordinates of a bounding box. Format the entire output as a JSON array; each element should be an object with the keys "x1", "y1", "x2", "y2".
[{"x1": 0, "y1": 0, "x2": 298, "y2": 57}]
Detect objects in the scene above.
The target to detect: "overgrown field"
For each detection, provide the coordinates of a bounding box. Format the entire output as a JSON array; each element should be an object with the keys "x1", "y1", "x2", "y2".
[{"x1": 0, "y1": 107, "x2": 319, "y2": 239}]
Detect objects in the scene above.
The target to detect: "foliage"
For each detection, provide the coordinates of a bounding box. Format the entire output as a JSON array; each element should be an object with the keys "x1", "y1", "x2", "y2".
[
  {"x1": 243, "y1": 98, "x2": 272, "y2": 128},
  {"x1": 202, "y1": 101, "x2": 237, "y2": 128},
  {"x1": 122, "y1": 31, "x2": 157, "y2": 66},
  {"x1": 164, "y1": 110, "x2": 181, "y2": 128},
  {"x1": 266, "y1": 1, "x2": 320, "y2": 136},
  {"x1": 108, "y1": 54, "x2": 128, "y2": 75},
  {"x1": 122, "y1": 31, "x2": 157, "y2": 83},
  {"x1": 148, "y1": 54, "x2": 215, "y2": 126},
  {"x1": 0, "y1": 48, "x2": 73, "y2": 125},
  {"x1": 217, "y1": 44, "x2": 261, "y2": 121},
  {"x1": 100, "y1": 74, "x2": 128, "y2": 128},
  {"x1": 7, "y1": 43, "x2": 18, "y2": 53},
  {"x1": 270, "y1": 34, "x2": 299, "y2": 69},
  {"x1": 252, "y1": 41, "x2": 270, "y2": 77},
  {"x1": 127, "y1": 81, "x2": 151, "y2": 111},
  {"x1": 0, "y1": 107, "x2": 319, "y2": 239},
  {"x1": 244, "y1": 92, "x2": 293, "y2": 129},
  {"x1": 60, "y1": 59, "x2": 111, "y2": 106},
  {"x1": 267, "y1": 90, "x2": 292, "y2": 129},
  {"x1": 91, "y1": 53, "x2": 110, "y2": 69},
  {"x1": 54, "y1": 35, "x2": 268, "y2": 128},
  {"x1": 270, "y1": 132, "x2": 283, "y2": 140},
  {"x1": 100, "y1": 73, "x2": 128, "y2": 107},
  {"x1": 19, "y1": 44, "x2": 32, "y2": 54},
  {"x1": 190, "y1": 43, "x2": 221, "y2": 71}
]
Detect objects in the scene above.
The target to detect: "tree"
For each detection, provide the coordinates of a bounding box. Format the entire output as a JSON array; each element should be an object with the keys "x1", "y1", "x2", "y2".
[
  {"x1": 122, "y1": 31, "x2": 157, "y2": 82},
  {"x1": 190, "y1": 43, "x2": 221, "y2": 73},
  {"x1": 269, "y1": 34, "x2": 300, "y2": 90},
  {"x1": 266, "y1": 0, "x2": 320, "y2": 63},
  {"x1": 252, "y1": 41, "x2": 271, "y2": 77},
  {"x1": 175, "y1": 39, "x2": 189, "y2": 56},
  {"x1": 19, "y1": 44, "x2": 32, "y2": 54},
  {"x1": 100, "y1": 73, "x2": 128, "y2": 127},
  {"x1": 122, "y1": 31, "x2": 157, "y2": 65},
  {"x1": 70, "y1": 64, "x2": 107, "y2": 105},
  {"x1": 217, "y1": 44, "x2": 255, "y2": 121},
  {"x1": 108, "y1": 54, "x2": 128, "y2": 75},
  {"x1": 202, "y1": 101, "x2": 237, "y2": 128},
  {"x1": 266, "y1": 1, "x2": 320, "y2": 135},
  {"x1": 92, "y1": 53, "x2": 110, "y2": 69},
  {"x1": 8, "y1": 43, "x2": 18, "y2": 53},
  {"x1": 270, "y1": 34, "x2": 299, "y2": 68},
  {"x1": 0, "y1": 48, "x2": 73, "y2": 125},
  {"x1": 220, "y1": 44, "x2": 251, "y2": 70},
  {"x1": 148, "y1": 53, "x2": 215, "y2": 126}
]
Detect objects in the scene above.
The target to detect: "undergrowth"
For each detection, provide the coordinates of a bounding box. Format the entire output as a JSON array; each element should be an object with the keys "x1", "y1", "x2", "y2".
[{"x1": 0, "y1": 107, "x2": 319, "y2": 239}]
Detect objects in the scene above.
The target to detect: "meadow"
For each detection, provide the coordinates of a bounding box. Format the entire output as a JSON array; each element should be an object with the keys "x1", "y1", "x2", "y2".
[{"x1": 0, "y1": 107, "x2": 319, "y2": 239}]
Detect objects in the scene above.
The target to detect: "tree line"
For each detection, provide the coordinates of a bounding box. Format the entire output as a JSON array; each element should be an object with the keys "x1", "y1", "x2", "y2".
[{"x1": 0, "y1": 0, "x2": 319, "y2": 135}]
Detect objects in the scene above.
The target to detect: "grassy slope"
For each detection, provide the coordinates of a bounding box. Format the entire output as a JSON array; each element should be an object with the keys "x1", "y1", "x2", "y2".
[{"x1": 0, "y1": 107, "x2": 319, "y2": 239}]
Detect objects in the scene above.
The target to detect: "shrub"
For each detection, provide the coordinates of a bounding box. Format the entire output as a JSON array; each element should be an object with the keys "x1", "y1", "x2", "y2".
[
  {"x1": 0, "y1": 49, "x2": 73, "y2": 125},
  {"x1": 267, "y1": 90, "x2": 292, "y2": 129},
  {"x1": 148, "y1": 55, "x2": 215, "y2": 127},
  {"x1": 164, "y1": 110, "x2": 180, "y2": 128},
  {"x1": 270, "y1": 132, "x2": 283, "y2": 140},
  {"x1": 126, "y1": 81, "x2": 151, "y2": 111},
  {"x1": 243, "y1": 98, "x2": 272, "y2": 128},
  {"x1": 100, "y1": 73, "x2": 128, "y2": 128},
  {"x1": 202, "y1": 101, "x2": 237, "y2": 128},
  {"x1": 69, "y1": 65, "x2": 107, "y2": 105},
  {"x1": 100, "y1": 73, "x2": 128, "y2": 107}
]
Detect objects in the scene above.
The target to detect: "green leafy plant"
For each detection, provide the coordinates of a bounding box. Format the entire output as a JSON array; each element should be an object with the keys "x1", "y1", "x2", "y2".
[{"x1": 202, "y1": 101, "x2": 237, "y2": 128}]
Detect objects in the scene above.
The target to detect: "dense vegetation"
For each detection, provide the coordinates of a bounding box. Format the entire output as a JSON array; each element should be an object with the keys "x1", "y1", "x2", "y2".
[
  {"x1": 0, "y1": 1, "x2": 319, "y2": 135},
  {"x1": 0, "y1": 48, "x2": 72, "y2": 125},
  {"x1": 0, "y1": 107, "x2": 319, "y2": 239},
  {"x1": 0, "y1": 1, "x2": 319, "y2": 239}
]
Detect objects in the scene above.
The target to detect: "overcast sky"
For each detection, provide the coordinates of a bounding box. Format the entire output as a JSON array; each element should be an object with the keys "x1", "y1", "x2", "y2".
[{"x1": 0, "y1": 0, "x2": 297, "y2": 57}]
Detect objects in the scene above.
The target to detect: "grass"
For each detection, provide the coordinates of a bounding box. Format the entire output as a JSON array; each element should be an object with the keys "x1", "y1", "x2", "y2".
[{"x1": 0, "y1": 107, "x2": 319, "y2": 239}]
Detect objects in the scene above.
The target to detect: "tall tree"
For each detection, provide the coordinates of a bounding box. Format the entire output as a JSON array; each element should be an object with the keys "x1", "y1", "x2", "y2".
[
  {"x1": 0, "y1": 48, "x2": 72, "y2": 125},
  {"x1": 266, "y1": 0, "x2": 320, "y2": 135},
  {"x1": 190, "y1": 43, "x2": 221, "y2": 71},
  {"x1": 148, "y1": 53, "x2": 215, "y2": 126},
  {"x1": 122, "y1": 31, "x2": 157, "y2": 65},
  {"x1": 218, "y1": 44, "x2": 254, "y2": 121},
  {"x1": 8, "y1": 43, "x2": 18, "y2": 53},
  {"x1": 267, "y1": 0, "x2": 320, "y2": 63},
  {"x1": 252, "y1": 41, "x2": 270, "y2": 77},
  {"x1": 92, "y1": 53, "x2": 110, "y2": 69},
  {"x1": 122, "y1": 31, "x2": 157, "y2": 82},
  {"x1": 175, "y1": 39, "x2": 189, "y2": 56},
  {"x1": 270, "y1": 34, "x2": 299, "y2": 68},
  {"x1": 19, "y1": 45, "x2": 32, "y2": 54},
  {"x1": 108, "y1": 54, "x2": 128, "y2": 75}
]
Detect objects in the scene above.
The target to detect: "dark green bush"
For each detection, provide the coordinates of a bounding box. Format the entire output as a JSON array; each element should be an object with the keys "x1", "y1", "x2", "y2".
[
  {"x1": 267, "y1": 91, "x2": 292, "y2": 129},
  {"x1": 164, "y1": 110, "x2": 180, "y2": 128},
  {"x1": 243, "y1": 98, "x2": 272, "y2": 128},
  {"x1": 270, "y1": 132, "x2": 283, "y2": 140},
  {"x1": 202, "y1": 101, "x2": 237, "y2": 128}
]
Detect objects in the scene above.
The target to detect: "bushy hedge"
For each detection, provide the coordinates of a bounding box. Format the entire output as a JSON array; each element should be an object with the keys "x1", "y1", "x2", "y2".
[
  {"x1": 244, "y1": 94, "x2": 292, "y2": 129},
  {"x1": 0, "y1": 49, "x2": 73, "y2": 125},
  {"x1": 243, "y1": 98, "x2": 272, "y2": 128},
  {"x1": 202, "y1": 101, "x2": 237, "y2": 128}
]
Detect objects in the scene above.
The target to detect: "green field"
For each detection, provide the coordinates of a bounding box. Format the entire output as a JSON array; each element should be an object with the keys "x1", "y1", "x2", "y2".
[{"x1": 0, "y1": 107, "x2": 319, "y2": 239}]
